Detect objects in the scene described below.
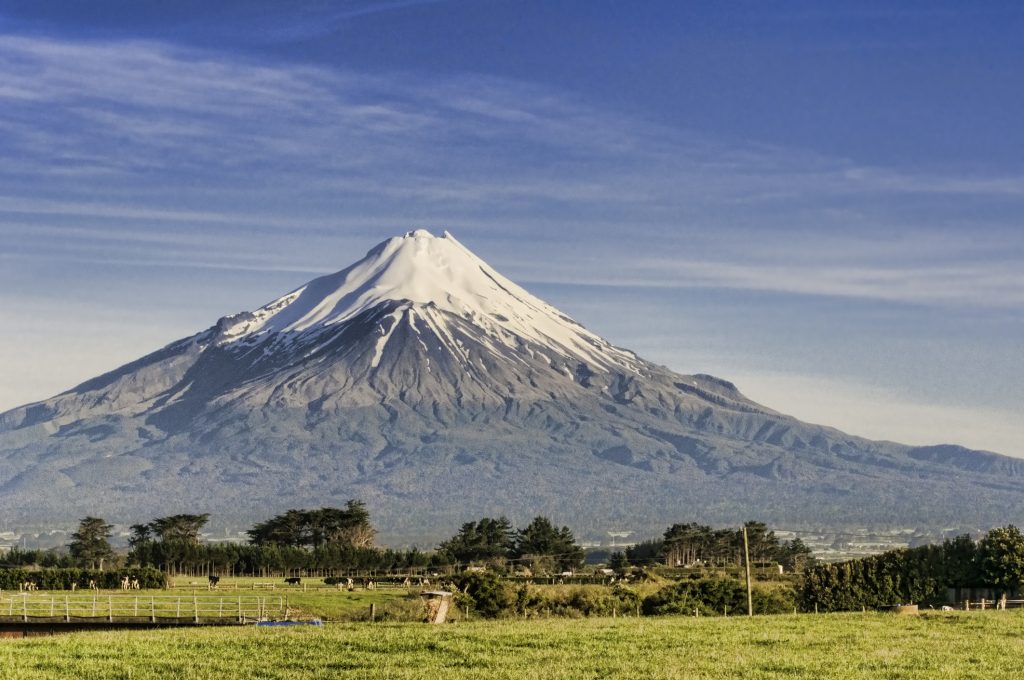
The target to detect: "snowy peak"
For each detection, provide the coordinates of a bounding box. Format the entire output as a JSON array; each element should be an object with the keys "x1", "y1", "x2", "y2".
[{"x1": 214, "y1": 230, "x2": 640, "y2": 372}]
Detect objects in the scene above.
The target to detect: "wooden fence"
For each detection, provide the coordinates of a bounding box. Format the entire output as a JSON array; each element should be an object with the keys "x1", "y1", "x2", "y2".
[{"x1": 963, "y1": 598, "x2": 1024, "y2": 611}]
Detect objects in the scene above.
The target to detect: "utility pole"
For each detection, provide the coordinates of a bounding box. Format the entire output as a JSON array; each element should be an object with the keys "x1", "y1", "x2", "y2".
[{"x1": 742, "y1": 526, "x2": 753, "y2": 617}]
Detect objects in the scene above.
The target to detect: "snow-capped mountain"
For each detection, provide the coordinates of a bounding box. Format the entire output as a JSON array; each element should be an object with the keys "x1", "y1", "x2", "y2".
[
  {"x1": 0, "y1": 230, "x2": 1020, "y2": 540},
  {"x1": 215, "y1": 229, "x2": 639, "y2": 371}
]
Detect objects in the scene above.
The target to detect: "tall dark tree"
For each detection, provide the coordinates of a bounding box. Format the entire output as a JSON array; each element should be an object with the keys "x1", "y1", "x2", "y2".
[
  {"x1": 777, "y1": 537, "x2": 814, "y2": 572},
  {"x1": 248, "y1": 509, "x2": 310, "y2": 547},
  {"x1": 662, "y1": 523, "x2": 713, "y2": 566},
  {"x1": 68, "y1": 516, "x2": 114, "y2": 570},
  {"x1": 942, "y1": 534, "x2": 981, "y2": 587},
  {"x1": 439, "y1": 517, "x2": 516, "y2": 564},
  {"x1": 150, "y1": 514, "x2": 210, "y2": 543},
  {"x1": 625, "y1": 539, "x2": 663, "y2": 566},
  {"x1": 248, "y1": 501, "x2": 375, "y2": 549},
  {"x1": 326, "y1": 500, "x2": 375, "y2": 548},
  {"x1": 742, "y1": 521, "x2": 779, "y2": 564},
  {"x1": 608, "y1": 551, "x2": 629, "y2": 573},
  {"x1": 513, "y1": 516, "x2": 584, "y2": 572},
  {"x1": 128, "y1": 523, "x2": 152, "y2": 549},
  {"x1": 978, "y1": 525, "x2": 1024, "y2": 596}
]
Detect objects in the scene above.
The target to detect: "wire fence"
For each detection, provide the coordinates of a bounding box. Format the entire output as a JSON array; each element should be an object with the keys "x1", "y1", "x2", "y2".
[{"x1": 0, "y1": 592, "x2": 285, "y2": 624}]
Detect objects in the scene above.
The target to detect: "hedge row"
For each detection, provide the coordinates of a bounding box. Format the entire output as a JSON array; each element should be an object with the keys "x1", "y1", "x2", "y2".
[
  {"x1": 0, "y1": 567, "x2": 168, "y2": 590},
  {"x1": 800, "y1": 534, "x2": 988, "y2": 612},
  {"x1": 642, "y1": 578, "x2": 796, "y2": 616}
]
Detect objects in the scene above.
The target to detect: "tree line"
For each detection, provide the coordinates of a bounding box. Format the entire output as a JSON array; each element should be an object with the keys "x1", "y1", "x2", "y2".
[
  {"x1": 801, "y1": 526, "x2": 1024, "y2": 611},
  {"x1": 36, "y1": 504, "x2": 590, "y2": 577},
  {"x1": 7, "y1": 509, "x2": 821, "y2": 577},
  {"x1": 437, "y1": 516, "x2": 585, "y2": 572},
  {"x1": 620, "y1": 521, "x2": 814, "y2": 572}
]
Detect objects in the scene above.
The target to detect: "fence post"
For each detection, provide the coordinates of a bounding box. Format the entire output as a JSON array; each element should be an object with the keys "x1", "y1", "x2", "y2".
[
  {"x1": 194, "y1": 595, "x2": 200, "y2": 624},
  {"x1": 151, "y1": 597, "x2": 156, "y2": 623},
  {"x1": 50, "y1": 597, "x2": 55, "y2": 618},
  {"x1": 238, "y1": 596, "x2": 242, "y2": 623},
  {"x1": 370, "y1": 603, "x2": 376, "y2": 622},
  {"x1": 108, "y1": 596, "x2": 113, "y2": 622},
  {"x1": 65, "y1": 596, "x2": 70, "y2": 622},
  {"x1": 22, "y1": 596, "x2": 28, "y2": 622},
  {"x1": 176, "y1": 596, "x2": 181, "y2": 619}
]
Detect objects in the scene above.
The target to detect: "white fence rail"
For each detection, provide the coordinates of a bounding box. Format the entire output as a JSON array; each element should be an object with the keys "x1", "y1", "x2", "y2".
[
  {"x1": 0, "y1": 593, "x2": 285, "y2": 623},
  {"x1": 963, "y1": 598, "x2": 1024, "y2": 611}
]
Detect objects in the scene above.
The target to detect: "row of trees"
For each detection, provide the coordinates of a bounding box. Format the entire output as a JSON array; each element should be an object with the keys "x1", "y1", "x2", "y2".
[
  {"x1": 622, "y1": 521, "x2": 814, "y2": 571},
  {"x1": 127, "y1": 540, "x2": 434, "y2": 577},
  {"x1": 56, "y1": 504, "x2": 381, "y2": 575},
  {"x1": 125, "y1": 503, "x2": 382, "y2": 575},
  {"x1": 130, "y1": 514, "x2": 211, "y2": 546},
  {"x1": 66, "y1": 514, "x2": 216, "y2": 570},
  {"x1": 48, "y1": 511, "x2": 813, "y2": 576},
  {"x1": 437, "y1": 516, "x2": 585, "y2": 572},
  {"x1": 801, "y1": 526, "x2": 1024, "y2": 611},
  {"x1": 247, "y1": 502, "x2": 374, "y2": 548},
  {"x1": 59, "y1": 509, "x2": 587, "y2": 575}
]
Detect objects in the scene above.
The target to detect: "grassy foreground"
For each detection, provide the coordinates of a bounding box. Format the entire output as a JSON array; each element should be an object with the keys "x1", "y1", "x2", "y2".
[{"x1": 3, "y1": 611, "x2": 1024, "y2": 679}]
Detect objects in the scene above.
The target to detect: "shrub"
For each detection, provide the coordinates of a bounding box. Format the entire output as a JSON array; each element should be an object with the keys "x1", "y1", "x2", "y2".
[
  {"x1": 455, "y1": 570, "x2": 513, "y2": 618},
  {"x1": 642, "y1": 578, "x2": 795, "y2": 616}
]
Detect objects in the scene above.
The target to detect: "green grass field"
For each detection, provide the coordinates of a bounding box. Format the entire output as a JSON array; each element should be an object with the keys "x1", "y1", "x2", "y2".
[{"x1": 2, "y1": 611, "x2": 1024, "y2": 678}]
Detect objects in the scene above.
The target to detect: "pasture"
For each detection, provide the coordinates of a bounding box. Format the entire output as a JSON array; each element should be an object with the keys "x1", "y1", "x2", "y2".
[{"x1": 2, "y1": 610, "x2": 1024, "y2": 678}]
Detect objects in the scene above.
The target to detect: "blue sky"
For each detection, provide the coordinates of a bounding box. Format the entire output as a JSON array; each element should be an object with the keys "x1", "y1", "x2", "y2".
[{"x1": 1, "y1": 1, "x2": 1021, "y2": 455}]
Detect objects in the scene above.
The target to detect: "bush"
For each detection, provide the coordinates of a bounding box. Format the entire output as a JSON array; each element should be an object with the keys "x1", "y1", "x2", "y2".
[
  {"x1": 454, "y1": 570, "x2": 513, "y2": 618},
  {"x1": 510, "y1": 583, "x2": 642, "y2": 618},
  {"x1": 643, "y1": 578, "x2": 796, "y2": 616},
  {"x1": 753, "y1": 586, "x2": 798, "y2": 614}
]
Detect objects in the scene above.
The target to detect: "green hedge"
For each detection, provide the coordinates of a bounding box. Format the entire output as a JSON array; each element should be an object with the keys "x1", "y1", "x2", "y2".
[
  {"x1": 515, "y1": 583, "x2": 643, "y2": 618},
  {"x1": 0, "y1": 567, "x2": 168, "y2": 590},
  {"x1": 643, "y1": 578, "x2": 796, "y2": 616},
  {"x1": 800, "y1": 535, "x2": 983, "y2": 612}
]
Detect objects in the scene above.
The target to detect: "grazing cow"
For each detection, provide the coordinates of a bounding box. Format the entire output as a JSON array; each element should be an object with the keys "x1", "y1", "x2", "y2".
[
  {"x1": 284, "y1": 577, "x2": 301, "y2": 585},
  {"x1": 132, "y1": 579, "x2": 140, "y2": 590},
  {"x1": 121, "y1": 577, "x2": 131, "y2": 590},
  {"x1": 208, "y1": 575, "x2": 220, "y2": 590},
  {"x1": 88, "y1": 579, "x2": 97, "y2": 591}
]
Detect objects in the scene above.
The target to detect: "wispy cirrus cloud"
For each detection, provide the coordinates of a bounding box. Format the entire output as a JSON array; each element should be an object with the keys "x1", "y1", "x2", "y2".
[{"x1": 0, "y1": 33, "x2": 1022, "y2": 312}]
